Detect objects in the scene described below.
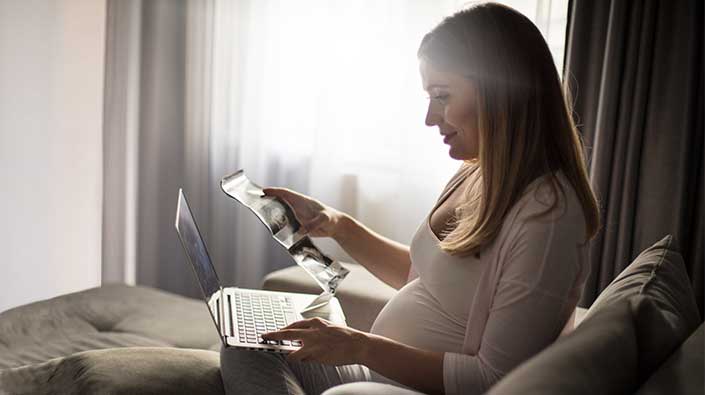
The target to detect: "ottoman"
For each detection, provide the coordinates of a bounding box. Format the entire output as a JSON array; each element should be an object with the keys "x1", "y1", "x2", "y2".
[{"x1": 0, "y1": 284, "x2": 224, "y2": 394}]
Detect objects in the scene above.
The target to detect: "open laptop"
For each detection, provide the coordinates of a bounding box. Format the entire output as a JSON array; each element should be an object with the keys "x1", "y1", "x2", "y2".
[{"x1": 174, "y1": 188, "x2": 344, "y2": 353}]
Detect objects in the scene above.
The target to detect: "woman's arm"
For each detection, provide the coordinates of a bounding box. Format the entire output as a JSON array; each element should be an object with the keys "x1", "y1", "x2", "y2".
[
  {"x1": 333, "y1": 214, "x2": 411, "y2": 290},
  {"x1": 264, "y1": 188, "x2": 411, "y2": 289},
  {"x1": 332, "y1": 164, "x2": 475, "y2": 288}
]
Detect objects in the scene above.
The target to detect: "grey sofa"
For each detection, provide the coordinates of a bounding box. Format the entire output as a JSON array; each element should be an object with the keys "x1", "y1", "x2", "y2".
[
  {"x1": 265, "y1": 235, "x2": 704, "y2": 394},
  {"x1": 0, "y1": 236, "x2": 701, "y2": 394}
]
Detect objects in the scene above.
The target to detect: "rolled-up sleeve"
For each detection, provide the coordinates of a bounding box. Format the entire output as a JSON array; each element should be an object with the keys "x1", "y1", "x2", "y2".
[{"x1": 443, "y1": 202, "x2": 586, "y2": 395}]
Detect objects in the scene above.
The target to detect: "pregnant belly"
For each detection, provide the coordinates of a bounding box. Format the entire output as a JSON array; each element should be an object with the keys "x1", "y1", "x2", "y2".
[{"x1": 370, "y1": 278, "x2": 466, "y2": 353}]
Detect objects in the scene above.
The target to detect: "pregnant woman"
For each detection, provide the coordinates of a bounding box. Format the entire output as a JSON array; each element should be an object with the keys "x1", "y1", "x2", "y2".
[{"x1": 221, "y1": 3, "x2": 599, "y2": 394}]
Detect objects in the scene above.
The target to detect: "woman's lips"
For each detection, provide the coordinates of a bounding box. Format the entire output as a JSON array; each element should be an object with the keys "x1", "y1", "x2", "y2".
[{"x1": 443, "y1": 133, "x2": 457, "y2": 144}]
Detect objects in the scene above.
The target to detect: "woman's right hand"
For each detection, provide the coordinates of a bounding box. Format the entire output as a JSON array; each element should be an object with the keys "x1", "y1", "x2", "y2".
[{"x1": 263, "y1": 187, "x2": 346, "y2": 239}]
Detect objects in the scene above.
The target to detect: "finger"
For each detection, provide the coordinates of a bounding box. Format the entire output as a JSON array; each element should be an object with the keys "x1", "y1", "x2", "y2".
[
  {"x1": 289, "y1": 344, "x2": 328, "y2": 364},
  {"x1": 262, "y1": 187, "x2": 281, "y2": 196},
  {"x1": 261, "y1": 188, "x2": 292, "y2": 205},
  {"x1": 282, "y1": 317, "x2": 328, "y2": 330},
  {"x1": 281, "y1": 320, "x2": 314, "y2": 330},
  {"x1": 262, "y1": 188, "x2": 291, "y2": 205},
  {"x1": 285, "y1": 347, "x2": 313, "y2": 362},
  {"x1": 304, "y1": 215, "x2": 327, "y2": 232},
  {"x1": 261, "y1": 329, "x2": 309, "y2": 341},
  {"x1": 261, "y1": 188, "x2": 309, "y2": 226},
  {"x1": 262, "y1": 187, "x2": 302, "y2": 201},
  {"x1": 305, "y1": 317, "x2": 329, "y2": 327}
]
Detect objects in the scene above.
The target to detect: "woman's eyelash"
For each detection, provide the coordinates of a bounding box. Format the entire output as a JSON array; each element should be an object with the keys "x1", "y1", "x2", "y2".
[{"x1": 429, "y1": 94, "x2": 449, "y2": 101}]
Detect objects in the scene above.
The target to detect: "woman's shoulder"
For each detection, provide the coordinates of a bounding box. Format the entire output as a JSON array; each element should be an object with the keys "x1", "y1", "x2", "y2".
[
  {"x1": 488, "y1": 171, "x2": 589, "y2": 281},
  {"x1": 508, "y1": 171, "x2": 587, "y2": 239}
]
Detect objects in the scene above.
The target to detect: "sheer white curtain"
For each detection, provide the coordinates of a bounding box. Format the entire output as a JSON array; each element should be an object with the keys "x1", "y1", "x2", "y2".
[
  {"x1": 207, "y1": 0, "x2": 569, "y2": 287},
  {"x1": 208, "y1": 0, "x2": 458, "y2": 287},
  {"x1": 102, "y1": 0, "x2": 568, "y2": 296}
]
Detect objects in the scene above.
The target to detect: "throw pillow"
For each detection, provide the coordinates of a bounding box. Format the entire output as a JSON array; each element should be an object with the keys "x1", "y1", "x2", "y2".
[
  {"x1": 486, "y1": 298, "x2": 640, "y2": 395},
  {"x1": 584, "y1": 234, "x2": 700, "y2": 381},
  {"x1": 584, "y1": 235, "x2": 700, "y2": 330}
]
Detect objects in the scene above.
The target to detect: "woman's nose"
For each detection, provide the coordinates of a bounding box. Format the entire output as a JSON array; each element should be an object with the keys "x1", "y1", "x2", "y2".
[{"x1": 425, "y1": 102, "x2": 441, "y2": 126}]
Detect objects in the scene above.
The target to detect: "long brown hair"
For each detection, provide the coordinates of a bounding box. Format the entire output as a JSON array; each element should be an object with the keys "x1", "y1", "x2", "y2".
[{"x1": 418, "y1": 3, "x2": 599, "y2": 256}]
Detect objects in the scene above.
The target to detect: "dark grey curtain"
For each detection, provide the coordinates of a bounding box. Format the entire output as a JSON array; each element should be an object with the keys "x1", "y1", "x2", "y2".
[
  {"x1": 136, "y1": 0, "x2": 194, "y2": 296},
  {"x1": 104, "y1": 0, "x2": 291, "y2": 299},
  {"x1": 104, "y1": 0, "x2": 217, "y2": 298},
  {"x1": 564, "y1": 0, "x2": 704, "y2": 317}
]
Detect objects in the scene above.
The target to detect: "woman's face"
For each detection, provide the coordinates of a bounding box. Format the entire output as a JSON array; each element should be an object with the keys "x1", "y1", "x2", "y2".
[{"x1": 420, "y1": 59, "x2": 480, "y2": 161}]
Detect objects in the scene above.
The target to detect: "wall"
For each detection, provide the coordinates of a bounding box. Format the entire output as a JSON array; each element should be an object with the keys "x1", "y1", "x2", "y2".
[{"x1": 0, "y1": 0, "x2": 106, "y2": 312}]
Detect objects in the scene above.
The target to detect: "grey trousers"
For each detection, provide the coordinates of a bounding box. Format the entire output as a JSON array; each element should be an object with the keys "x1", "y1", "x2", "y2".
[{"x1": 220, "y1": 347, "x2": 425, "y2": 395}]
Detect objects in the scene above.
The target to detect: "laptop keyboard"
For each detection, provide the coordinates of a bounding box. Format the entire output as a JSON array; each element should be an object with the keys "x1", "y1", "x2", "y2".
[{"x1": 230, "y1": 292, "x2": 302, "y2": 347}]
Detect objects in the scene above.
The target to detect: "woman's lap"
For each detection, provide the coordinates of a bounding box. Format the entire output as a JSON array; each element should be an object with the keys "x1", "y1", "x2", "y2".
[
  {"x1": 220, "y1": 347, "x2": 371, "y2": 395},
  {"x1": 321, "y1": 382, "x2": 426, "y2": 395}
]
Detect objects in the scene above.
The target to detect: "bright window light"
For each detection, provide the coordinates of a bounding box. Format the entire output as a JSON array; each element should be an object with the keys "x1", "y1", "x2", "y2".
[{"x1": 225, "y1": 0, "x2": 572, "y2": 243}]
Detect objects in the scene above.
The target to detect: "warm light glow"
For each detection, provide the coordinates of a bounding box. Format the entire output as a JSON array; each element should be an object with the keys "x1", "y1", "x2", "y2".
[{"x1": 227, "y1": 0, "x2": 570, "y2": 244}]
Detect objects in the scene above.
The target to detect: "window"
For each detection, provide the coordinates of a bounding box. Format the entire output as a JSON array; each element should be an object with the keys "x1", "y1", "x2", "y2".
[{"x1": 221, "y1": 0, "x2": 573, "y2": 246}]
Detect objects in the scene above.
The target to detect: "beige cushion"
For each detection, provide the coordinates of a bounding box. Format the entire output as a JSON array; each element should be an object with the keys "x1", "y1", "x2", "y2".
[
  {"x1": 0, "y1": 347, "x2": 223, "y2": 395},
  {"x1": 0, "y1": 285, "x2": 225, "y2": 394},
  {"x1": 0, "y1": 284, "x2": 221, "y2": 369},
  {"x1": 262, "y1": 263, "x2": 396, "y2": 331}
]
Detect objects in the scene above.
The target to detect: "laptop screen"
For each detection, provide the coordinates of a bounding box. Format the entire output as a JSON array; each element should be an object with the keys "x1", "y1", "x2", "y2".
[{"x1": 175, "y1": 189, "x2": 222, "y2": 313}]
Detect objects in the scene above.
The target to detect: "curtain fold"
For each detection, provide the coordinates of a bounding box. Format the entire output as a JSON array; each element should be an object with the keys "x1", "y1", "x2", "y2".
[
  {"x1": 136, "y1": 0, "x2": 193, "y2": 295},
  {"x1": 102, "y1": 0, "x2": 142, "y2": 285},
  {"x1": 565, "y1": 0, "x2": 704, "y2": 316}
]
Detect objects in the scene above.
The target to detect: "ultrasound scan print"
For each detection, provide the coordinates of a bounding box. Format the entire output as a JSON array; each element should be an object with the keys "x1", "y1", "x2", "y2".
[{"x1": 221, "y1": 170, "x2": 349, "y2": 293}]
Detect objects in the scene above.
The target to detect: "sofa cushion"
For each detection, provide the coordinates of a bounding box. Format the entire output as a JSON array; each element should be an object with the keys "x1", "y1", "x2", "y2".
[
  {"x1": 584, "y1": 235, "x2": 700, "y2": 330},
  {"x1": 583, "y1": 235, "x2": 701, "y2": 380},
  {"x1": 0, "y1": 347, "x2": 224, "y2": 395},
  {"x1": 0, "y1": 284, "x2": 221, "y2": 369},
  {"x1": 636, "y1": 323, "x2": 705, "y2": 394},
  {"x1": 262, "y1": 263, "x2": 396, "y2": 332},
  {"x1": 486, "y1": 298, "x2": 640, "y2": 395}
]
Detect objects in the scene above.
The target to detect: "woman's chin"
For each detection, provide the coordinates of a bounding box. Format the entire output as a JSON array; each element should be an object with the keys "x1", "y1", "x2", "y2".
[
  {"x1": 447, "y1": 147, "x2": 476, "y2": 161},
  {"x1": 447, "y1": 147, "x2": 464, "y2": 161}
]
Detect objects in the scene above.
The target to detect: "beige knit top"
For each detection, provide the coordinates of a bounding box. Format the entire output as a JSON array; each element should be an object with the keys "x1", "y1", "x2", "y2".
[{"x1": 372, "y1": 166, "x2": 588, "y2": 394}]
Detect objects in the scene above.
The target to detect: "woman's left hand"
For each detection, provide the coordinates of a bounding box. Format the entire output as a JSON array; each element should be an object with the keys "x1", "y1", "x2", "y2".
[{"x1": 262, "y1": 317, "x2": 370, "y2": 365}]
